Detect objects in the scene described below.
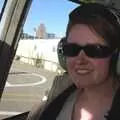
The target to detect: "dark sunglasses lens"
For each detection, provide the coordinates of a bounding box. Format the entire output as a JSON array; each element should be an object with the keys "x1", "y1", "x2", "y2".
[
  {"x1": 62, "y1": 44, "x2": 113, "y2": 58},
  {"x1": 63, "y1": 44, "x2": 81, "y2": 57},
  {"x1": 84, "y1": 45, "x2": 112, "y2": 58}
]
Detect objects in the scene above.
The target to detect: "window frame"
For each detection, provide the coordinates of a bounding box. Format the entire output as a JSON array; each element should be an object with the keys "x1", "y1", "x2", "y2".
[{"x1": 0, "y1": 0, "x2": 32, "y2": 100}]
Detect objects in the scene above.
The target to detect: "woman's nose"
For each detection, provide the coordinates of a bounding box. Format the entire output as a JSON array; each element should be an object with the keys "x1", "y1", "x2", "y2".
[{"x1": 76, "y1": 50, "x2": 89, "y2": 64}]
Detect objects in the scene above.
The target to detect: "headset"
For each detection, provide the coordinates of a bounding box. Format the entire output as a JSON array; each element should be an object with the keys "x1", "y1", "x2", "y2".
[
  {"x1": 57, "y1": 3, "x2": 120, "y2": 77},
  {"x1": 57, "y1": 37, "x2": 67, "y2": 71}
]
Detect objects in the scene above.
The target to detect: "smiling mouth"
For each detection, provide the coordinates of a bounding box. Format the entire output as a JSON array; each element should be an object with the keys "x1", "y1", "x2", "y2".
[{"x1": 76, "y1": 69, "x2": 93, "y2": 75}]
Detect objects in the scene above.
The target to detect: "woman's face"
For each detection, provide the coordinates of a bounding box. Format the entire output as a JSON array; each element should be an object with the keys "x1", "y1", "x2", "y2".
[{"x1": 66, "y1": 24, "x2": 111, "y2": 88}]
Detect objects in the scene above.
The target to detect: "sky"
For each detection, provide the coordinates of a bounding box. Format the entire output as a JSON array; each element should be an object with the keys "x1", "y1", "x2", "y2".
[
  {"x1": 0, "y1": 0, "x2": 78, "y2": 38},
  {"x1": 0, "y1": 0, "x2": 4, "y2": 14},
  {"x1": 23, "y1": 0, "x2": 78, "y2": 37}
]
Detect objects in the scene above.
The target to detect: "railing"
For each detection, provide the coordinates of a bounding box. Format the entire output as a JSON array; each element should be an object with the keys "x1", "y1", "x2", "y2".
[{"x1": 15, "y1": 55, "x2": 65, "y2": 74}]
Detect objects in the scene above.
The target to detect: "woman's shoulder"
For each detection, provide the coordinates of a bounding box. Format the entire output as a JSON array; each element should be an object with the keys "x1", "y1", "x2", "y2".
[
  {"x1": 27, "y1": 85, "x2": 77, "y2": 120},
  {"x1": 27, "y1": 101, "x2": 46, "y2": 120},
  {"x1": 26, "y1": 73, "x2": 74, "y2": 120}
]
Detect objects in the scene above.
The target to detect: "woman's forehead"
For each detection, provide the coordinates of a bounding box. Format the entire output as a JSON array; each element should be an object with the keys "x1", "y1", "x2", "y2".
[{"x1": 67, "y1": 24, "x2": 107, "y2": 45}]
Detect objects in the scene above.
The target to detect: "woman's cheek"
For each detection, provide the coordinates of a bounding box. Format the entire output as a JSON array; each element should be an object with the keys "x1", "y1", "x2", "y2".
[
  {"x1": 92, "y1": 58, "x2": 110, "y2": 77},
  {"x1": 66, "y1": 58, "x2": 75, "y2": 70}
]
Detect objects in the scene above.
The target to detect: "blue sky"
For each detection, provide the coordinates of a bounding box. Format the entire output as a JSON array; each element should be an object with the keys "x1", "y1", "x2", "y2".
[
  {"x1": 0, "y1": 0, "x2": 4, "y2": 13},
  {"x1": 23, "y1": 0, "x2": 78, "y2": 37}
]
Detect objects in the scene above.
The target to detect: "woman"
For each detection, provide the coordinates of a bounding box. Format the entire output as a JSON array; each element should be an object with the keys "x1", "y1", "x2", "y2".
[{"x1": 27, "y1": 3, "x2": 120, "y2": 120}]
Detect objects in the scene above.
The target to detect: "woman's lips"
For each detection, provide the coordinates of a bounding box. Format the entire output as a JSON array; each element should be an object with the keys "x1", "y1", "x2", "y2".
[{"x1": 75, "y1": 68, "x2": 93, "y2": 75}]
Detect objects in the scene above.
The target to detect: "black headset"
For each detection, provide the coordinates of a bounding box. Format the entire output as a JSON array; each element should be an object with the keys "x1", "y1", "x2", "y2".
[
  {"x1": 57, "y1": 37, "x2": 67, "y2": 71},
  {"x1": 57, "y1": 3, "x2": 120, "y2": 77}
]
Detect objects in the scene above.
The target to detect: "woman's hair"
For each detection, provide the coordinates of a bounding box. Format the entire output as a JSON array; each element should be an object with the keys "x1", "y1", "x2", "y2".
[{"x1": 66, "y1": 3, "x2": 120, "y2": 78}]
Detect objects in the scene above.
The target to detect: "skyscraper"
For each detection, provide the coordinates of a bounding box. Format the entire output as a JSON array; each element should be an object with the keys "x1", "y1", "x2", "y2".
[{"x1": 36, "y1": 23, "x2": 46, "y2": 39}]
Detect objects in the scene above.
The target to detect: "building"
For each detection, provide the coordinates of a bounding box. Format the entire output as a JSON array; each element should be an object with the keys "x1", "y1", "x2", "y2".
[
  {"x1": 35, "y1": 23, "x2": 57, "y2": 39},
  {"x1": 46, "y1": 33, "x2": 56, "y2": 39},
  {"x1": 21, "y1": 33, "x2": 36, "y2": 39},
  {"x1": 36, "y1": 23, "x2": 46, "y2": 39}
]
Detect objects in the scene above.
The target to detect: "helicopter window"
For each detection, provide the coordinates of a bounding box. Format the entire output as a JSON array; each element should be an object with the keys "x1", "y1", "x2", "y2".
[{"x1": 0, "y1": 0, "x2": 77, "y2": 119}]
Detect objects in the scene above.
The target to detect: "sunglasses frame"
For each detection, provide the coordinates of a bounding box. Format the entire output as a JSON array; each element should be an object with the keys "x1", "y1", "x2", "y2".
[{"x1": 61, "y1": 43, "x2": 114, "y2": 58}]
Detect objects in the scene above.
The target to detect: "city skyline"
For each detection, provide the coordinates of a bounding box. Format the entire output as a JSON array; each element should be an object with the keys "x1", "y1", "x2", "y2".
[{"x1": 23, "y1": 0, "x2": 78, "y2": 38}]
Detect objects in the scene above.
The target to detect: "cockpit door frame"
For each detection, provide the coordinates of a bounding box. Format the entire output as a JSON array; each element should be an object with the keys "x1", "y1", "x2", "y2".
[{"x1": 0, "y1": 0, "x2": 32, "y2": 99}]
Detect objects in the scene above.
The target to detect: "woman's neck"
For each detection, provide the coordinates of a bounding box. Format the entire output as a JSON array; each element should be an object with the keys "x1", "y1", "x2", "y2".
[
  {"x1": 78, "y1": 78, "x2": 114, "y2": 100},
  {"x1": 72, "y1": 78, "x2": 116, "y2": 120}
]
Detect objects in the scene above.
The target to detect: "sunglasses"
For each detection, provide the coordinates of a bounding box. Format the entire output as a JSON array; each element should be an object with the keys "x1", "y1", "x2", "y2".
[{"x1": 62, "y1": 43, "x2": 114, "y2": 58}]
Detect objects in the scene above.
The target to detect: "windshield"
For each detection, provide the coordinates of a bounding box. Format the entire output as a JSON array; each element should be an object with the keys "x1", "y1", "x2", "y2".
[{"x1": 0, "y1": 0, "x2": 77, "y2": 119}]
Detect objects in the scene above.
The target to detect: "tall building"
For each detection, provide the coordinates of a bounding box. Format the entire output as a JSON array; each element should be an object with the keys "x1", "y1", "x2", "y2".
[
  {"x1": 36, "y1": 23, "x2": 46, "y2": 39},
  {"x1": 35, "y1": 23, "x2": 57, "y2": 39}
]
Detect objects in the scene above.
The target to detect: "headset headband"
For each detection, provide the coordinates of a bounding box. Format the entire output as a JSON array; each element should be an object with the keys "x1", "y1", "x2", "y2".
[{"x1": 69, "y1": 3, "x2": 120, "y2": 31}]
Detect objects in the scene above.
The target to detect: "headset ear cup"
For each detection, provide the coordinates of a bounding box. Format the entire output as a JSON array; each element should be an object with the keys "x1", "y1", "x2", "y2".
[
  {"x1": 109, "y1": 51, "x2": 118, "y2": 77},
  {"x1": 57, "y1": 37, "x2": 67, "y2": 71},
  {"x1": 110, "y1": 50, "x2": 120, "y2": 77},
  {"x1": 117, "y1": 52, "x2": 120, "y2": 76}
]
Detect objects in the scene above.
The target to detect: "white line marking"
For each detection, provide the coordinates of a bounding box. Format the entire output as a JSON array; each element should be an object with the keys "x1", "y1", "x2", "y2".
[
  {"x1": 6, "y1": 73, "x2": 47, "y2": 87},
  {"x1": 0, "y1": 111, "x2": 21, "y2": 115}
]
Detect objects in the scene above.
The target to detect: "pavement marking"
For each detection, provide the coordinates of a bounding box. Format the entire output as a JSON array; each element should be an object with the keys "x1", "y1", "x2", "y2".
[
  {"x1": 6, "y1": 73, "x2": 47, "y2": 87},
  {"x1": 0, "y1": 111, "x2": 21, "y2": 115}
]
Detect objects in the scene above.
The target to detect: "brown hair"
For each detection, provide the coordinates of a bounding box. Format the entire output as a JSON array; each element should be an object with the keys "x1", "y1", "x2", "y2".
[{"x1": 66, "y1": 14, "x2": 120, "y2": 49}]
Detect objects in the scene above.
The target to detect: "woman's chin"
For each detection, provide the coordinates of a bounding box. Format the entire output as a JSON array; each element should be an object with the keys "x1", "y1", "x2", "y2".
[{"x1": 74, "y1": 81, "x2": 95, "y2": 89}]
